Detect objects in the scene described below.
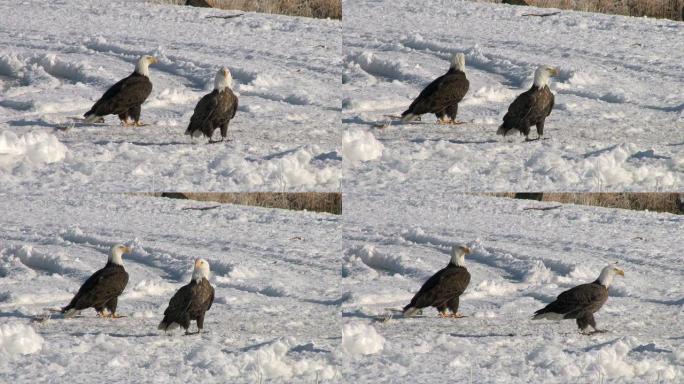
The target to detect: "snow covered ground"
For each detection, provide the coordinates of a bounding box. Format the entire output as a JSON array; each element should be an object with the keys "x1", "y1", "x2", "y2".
[
  {"x1": 341, "y1": 191, "x2": 683, "y2": 382},
  {"x1": 343, "y1": 0, "x2": 684, "y2": 191},
  {"x1": 0, "y1": 193, "x2": 341, "y2": 382},
  {"x1": 0, "y1": 0, "x2": 341, "y2": 192}
]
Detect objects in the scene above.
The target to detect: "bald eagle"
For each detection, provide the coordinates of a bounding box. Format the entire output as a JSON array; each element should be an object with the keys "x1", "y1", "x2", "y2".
[
  {"x1": 61, "y1": 244, "x2": 131, "y2": 318},
  {"x1": 533, "y1": 265, "x2": 625, "y2": 334},
  {"x1": 403, "y1": 245, "x2": 471, "y2": 318},
  {"x1": 83, "y1": 55, "x2": 158, "y2": 126},
  {"x1": 401, "y1": 53, "x2": 470, "y2": 124},
  {"x1": 185, "y1": 68, "x2": 238, "y2": 143},
  {"x1": 497, "y1": 65, "x2": 559, "y2": 141},
  {"x1": 158, "y1": 259, "x2": 215, "y2": 335}
]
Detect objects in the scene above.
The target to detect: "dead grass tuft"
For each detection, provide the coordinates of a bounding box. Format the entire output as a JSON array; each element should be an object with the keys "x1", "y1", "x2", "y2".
[
  {"x1": 152, "y1": 0, "x2": 341, "y2": 19},
  {"x1": 486, "y1": 192, "x2": 684, "y2": 214},
  {"x1": 143, "y1": 192, "x2": 342, "y2": 214},
  {"x1": 489, "y1": 0, "x2": 683, "y2": 20}
]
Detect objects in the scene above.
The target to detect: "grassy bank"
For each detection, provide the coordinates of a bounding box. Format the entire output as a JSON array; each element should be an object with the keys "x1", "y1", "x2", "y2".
[
  {"x1": 152, "y1": 0, "x2": 342, "y2": 19},
  {"x1": 142, "y1": 192, "x2": 342, "y2": 214},
  {"x1": 487, "y1": 192, "x2": 684, "y2": 214}
]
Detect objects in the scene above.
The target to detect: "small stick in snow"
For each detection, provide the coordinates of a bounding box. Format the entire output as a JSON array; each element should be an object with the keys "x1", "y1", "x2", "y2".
[
  {"x1": 181, "y1": 205, "x2": 221, "y2": 211},
  {"x1": 521, "y1": 12, "x2": 560, "y2": 17},
  {"x1": 205, "y1": 14, "x2": 244, "y2": 19},
  {"x1": 522, "y1": 205, "x2": 562, "y2": 211}
]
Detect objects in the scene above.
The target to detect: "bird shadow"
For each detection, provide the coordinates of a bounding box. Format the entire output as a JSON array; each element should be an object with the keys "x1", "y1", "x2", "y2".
[
  {"x1": 409, "y1": 137, "x2": 498, "y2": 145},
  {"x1": 91, "y1": 140, "x2": 188, "y2": 147},
  {"x1": 7, "y1": 119, "x2": 56, "y2": 128},
  {"x1": 448, "y1": 332, "x2": 518, "y2": 338},
  {"x1": 642, "y1": 297, "x2": 684, "y2": 306},
  {"x1": 302, "y1": 295, "x2": 349, "y2": 306},
  {"x1": 0, "y1": 310, "x2": 38, "y2": 320},
  {"x1": 67, "y1": 331, "x2": 159, "y2": 338},
  {"x1": 341, "y1": 310, "x2": 378, "y2": 320}
]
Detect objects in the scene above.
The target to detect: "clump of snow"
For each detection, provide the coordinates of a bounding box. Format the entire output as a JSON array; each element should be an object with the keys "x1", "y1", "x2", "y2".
[
  {"x1": 0, "y1": 131, "x2": 68, "y2": 168},
  {"x1": 342, "y1": 322, "x2": 385, "y2": 356},
  {"x1": 0, "y1": 323, "x2": 44, "y2": 357},
  {"x1": 123, "y1": 280, "x2": 175, "y2": 299},
  {"x1": 240, "y1": 339, "x2": 337, "y2": 380},
  {"x1": 342, "y1": 129, "x2": 383, "y2": 164}
]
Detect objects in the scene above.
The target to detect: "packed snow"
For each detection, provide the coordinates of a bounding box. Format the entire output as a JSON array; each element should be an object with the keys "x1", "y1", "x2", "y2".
[
  {"x1": 0, "y1": 193, "x2": 341, "y2": 382},
  {"x1": 341, "y1": 191, "x2": 684, "y2": 382},
  {"x1": 343, "y1": 0, "x2": 684, "y2": 191},
  {"x1": 0, "y1": 0, "x2": 341, "y2": 192}
]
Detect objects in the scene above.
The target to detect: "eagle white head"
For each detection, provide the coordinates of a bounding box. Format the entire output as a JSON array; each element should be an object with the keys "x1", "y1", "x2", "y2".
[
  {"x1": 450, "y1": 53, "x2": 466, "y2": 72},
  {"x1": 108, "y1": 244, "x2": 132, "y2": 266},
  {"x1": 214, "y1": 67, "x2": 233, "y2": 91},
  {"x1": 134, "y1": 55, "x2": 158, "y2": 77},
  {"x1": 533, "y1": 65, "x2": 559, "y2": 87},
  {"x1": 450, "y1": 245, "x2": 471, "y2": 267},
  {"x1": 192, "y1": 259, "x2": 211, "y2": 282},
  {"x1": 597, "y1": 265, "x2": 625, "y2": 288}
]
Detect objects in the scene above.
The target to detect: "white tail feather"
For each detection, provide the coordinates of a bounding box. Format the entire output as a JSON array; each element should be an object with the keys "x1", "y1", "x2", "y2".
[{"x1": 403, "y1": 307, "x2": 420, "y2": 317}]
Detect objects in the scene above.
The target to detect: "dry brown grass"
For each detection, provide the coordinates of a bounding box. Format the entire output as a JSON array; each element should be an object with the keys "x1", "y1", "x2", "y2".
[
  {"x1": 493, "y1": 0, "x2": 683, "y2": 20},
  {"x1": 153, "y1": 0, "x2": 341, "y2": 19},
  {"x1": 486, "y1": 192, "x2": 684, "y2": 214},
  {"x1": 143, "y1": 192, "x2": 342, "y2": 214}
]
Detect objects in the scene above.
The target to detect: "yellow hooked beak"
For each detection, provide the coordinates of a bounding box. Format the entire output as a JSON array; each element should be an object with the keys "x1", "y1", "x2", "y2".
[
  {"x1": 462, "y1": 246, "x2": 471, "y2": 255},
  {"x1": 149, "y1": 56, "x2": 158, "y2": 65},
  {"x1": 615, "y1": 268, "x2": 625, "y2": 277},
  {"x1": 549, "y1": 67, "x2": 560, "y2": 77},
  {"x1": 122, "y1": 246, "x2": 133, "y2": 254},
  {"x1": 194, "y1": 259, "x2": 202, "y2": 268}
]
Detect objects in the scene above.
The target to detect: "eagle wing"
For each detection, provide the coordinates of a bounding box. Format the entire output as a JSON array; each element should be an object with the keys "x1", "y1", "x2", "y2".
[
  {"x1": 89, "y1": 74, "x2": 153, "y2": 116},
  {"x1": 408, "y1": 266, "x2": 471, "y2": 309},
  {"x1": 163, "y1": 283, "x2": 194, "y2": 318},
  {"x1": 536, "y1": 283, "x2": 608, "y2": 319},
  {"x1": 66, "y1": 265, "x2": 129, "y2": 310},
  {"x1": 404, "y1": 71, "x2": 469, "y2": 116}
]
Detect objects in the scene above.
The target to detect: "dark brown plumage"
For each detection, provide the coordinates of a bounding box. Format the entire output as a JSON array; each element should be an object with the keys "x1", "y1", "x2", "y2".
[
  {"x1": 403, "y1": 246, "x2": 471, "y2": 318},
  {"x1": 533, "y1": 265, "x2": 624, "y2": 334},
  {"x1": 158, "y1": 259, "x2": 214, "y2": 334},
  {"x1": 61, "y1": 245, "x2": 130, "y2": 318},
  {"x1": 497, "y1": 65, "x2": 558, "y2": 140},
  {"x1": 185, "y1": 68, "x2": 238, "y2": 143},
  {"x1": 401, "y1": 53, "x2": 469, "y2": 124},
  {"x1": 84, "y1": 55, "x2": 157, "y2": 126}
]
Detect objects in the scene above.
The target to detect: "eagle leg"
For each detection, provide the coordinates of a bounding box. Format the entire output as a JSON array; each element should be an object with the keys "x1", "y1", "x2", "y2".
[
  {"x1": 438, "y1": 312, "x2": 451, "y2": 318},
  {"x1": 97, "y1": 311, "x2": 111, "y2": 318}
]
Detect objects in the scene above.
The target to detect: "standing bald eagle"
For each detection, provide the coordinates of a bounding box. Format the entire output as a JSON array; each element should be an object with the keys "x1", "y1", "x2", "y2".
[
  {"x1": 403, "y1": 245, "x2": 471, "y2": 318},
  {"x1": 497, "y1": 65, "x2": 559, "y2": 141},
  {"x1": 401, "y1": 53, "x2": 470, "y2": 124},
  {"x1": 533, "y1": 265, "x2": 625, "y2": 334},
  {"x1": 83, "y1": 55, "x2": 158, "y2": 126},
  {"x1": 185, "y1": 68, "x2": 238, "y2": 143},
  {"x1": 61, "y1": 244, "x2": 131, "y2": 318},
  {"x1": 158, "y1": 259, "x2": 215, "y2": 334}
]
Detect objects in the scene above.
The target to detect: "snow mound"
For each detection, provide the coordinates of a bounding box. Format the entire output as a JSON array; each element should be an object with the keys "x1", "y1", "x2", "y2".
[
  {"x1": 241, "y1": 339, "x2": 337, "y2": 380},
  {"x1": 0, "y1": 131, "x2": 68, "y2": 168},
  {"x1": 343, "y1": 129, "x2": 383, "y2": 164},
  {"x1": 342, "y1": 322, "x2": 385, "y2": 356},
  {"x1": 0, "y1": 323, "x2": 44, "y2": 357}
]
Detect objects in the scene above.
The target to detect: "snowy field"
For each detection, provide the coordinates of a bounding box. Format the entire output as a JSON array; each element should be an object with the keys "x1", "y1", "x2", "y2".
[
  {"x1": 0, "y1": 194, "x2": 341, "y2": 382},
  {"x1": 0, "y1": 0, "x2": 341, "y2": 192},
  {"x1": 343, "y1": 0, "x2": 684, "y2": 191},
  {"x1": 341, "y1": 191, "x2": 683, "y2": 382}
]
